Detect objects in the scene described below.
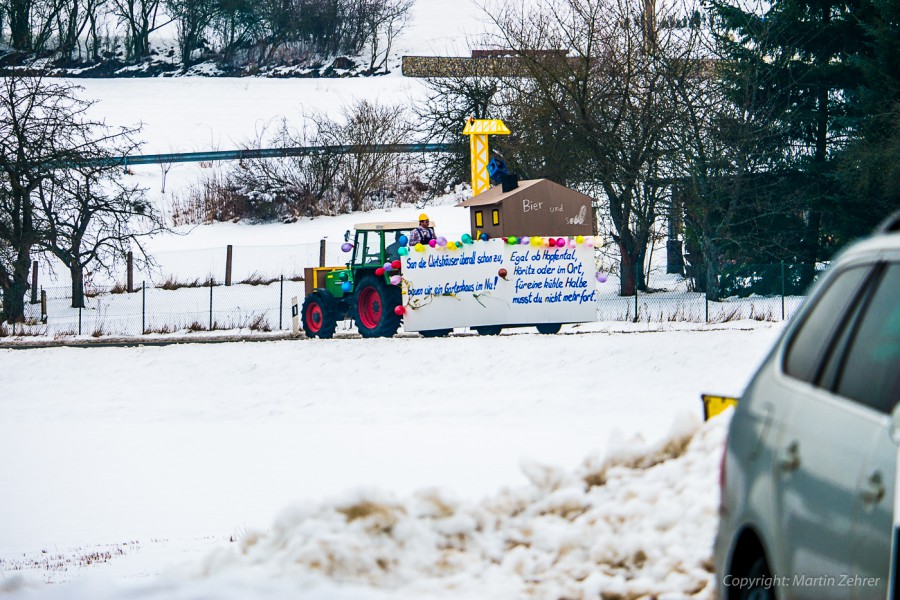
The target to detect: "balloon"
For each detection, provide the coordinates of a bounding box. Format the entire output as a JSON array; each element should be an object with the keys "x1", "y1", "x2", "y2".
[
  {"x1": 415, "y1": 243, "x2": 425, "y2": 252},
  {"x1": 508, "y1": 236, "x2": 518, "y2": 245},
  {"x1": 394, "y1": 305, "x2": 405, "y2": 316},
  {"x1": 398, "y1": 235, "x2": 409, "y2": 246},
  {"x1": 548, "y1": 238, "x2": 557, "y2": 248},
  {"x1": 429, "y1": 239, "x2": 437, "y2": 248},
  {"x1": 436, "y1": 236, "x2": 447, "y2": 247},
  {"x1": 391, "y1": 260, "x2": 401, "y2": 269},
  {"x1": 480, "y1": 233, "x2": 489, "y2": 241},
  {"x1": 520, "y1": 236, "x2": 530, "y2": 245},
  {"x1": 585, "y1": 237, "x2": 594, "y2": 248},
  {"x1": 542, "y1": 238, "x2": 550, "y2": 247},
  {"x1": 575, "y1": 235, "x2": 585, "y2": 244},
  {"x1": 383, "y1": 262, "x2": 393, "y2": 271},
  {"x1": 341, "y1": 242, "x2": 353, "y2": 253},
  {"x1": 462, "y1": 234, "x2": 473, "y2": 244},
  {"x1": 398, "y1": 247, "x2": 409, "y2": 256},
  {"x1": 568, "y1": 239, "x2": 577, "y2": 248},
  {"x1": 341, "y1": 281, "x2": 352, "y2": 292},
  {"x1": 375, "y1": 267, "x2": 385, "y2": 276},
  {"x1": 530, "y1": 237, "x2": 541, "y2": 247},
  {"x1": 390, "y1": 275, "x2": 402, "y2": 285},
  {"x1": 556, "y1": 238, "x2": 566, "y2": 247},
  {"x1": 596, "y1": 272, "x2": 607, "y2": 283},
  {"x1": 447, "y1": 241, "x2": 457, "y2": 250},
  {"x1": 339, "y1": 272, "x2": 349, "y2": 281},
  {"x1": 498, "y1": 268, "x2": 508, "y2": 279}
]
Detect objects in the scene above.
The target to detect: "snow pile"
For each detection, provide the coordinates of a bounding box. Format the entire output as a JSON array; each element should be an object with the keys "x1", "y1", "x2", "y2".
[{"x1": 166, "y1": 412, "x2": 726, "y2": 600}]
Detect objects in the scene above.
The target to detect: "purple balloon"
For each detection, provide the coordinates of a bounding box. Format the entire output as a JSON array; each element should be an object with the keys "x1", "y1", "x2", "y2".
[
  {"x1": 596, "y1": 272, "x2": 608, "y2": 283},
  {"x1": 383, "y1": 262, "x2": 393, "y2": 271},
  {"x1": 390, "y1": 275, "x2": 402, "y2": 285},
  {"x1": 521, "y1": 236, "x2": 530, "y2": 245},
  {"x1": 341, "y1": 242, "x2": 353, "y2": 253},
  {"x1": 436, "y1": 236, "x2": 448, "y2": 247}
]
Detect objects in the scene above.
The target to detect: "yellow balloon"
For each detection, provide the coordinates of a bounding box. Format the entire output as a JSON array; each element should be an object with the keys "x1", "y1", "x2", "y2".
[
  {"x1": 414, "y1": 243, "x2": 425, "y2": 253},
  {"x1": 447, "y1": 241, "x2": 457, "y2": 250},
  {"x1": 530, "y1": 237, "x2": 542, "y2": 247},
  {"x1": 575, "y1": 235, "x2": 585, "y2": 244}
]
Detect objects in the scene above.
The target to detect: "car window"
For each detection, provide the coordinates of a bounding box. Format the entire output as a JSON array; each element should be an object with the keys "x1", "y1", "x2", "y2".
[
  {"x1": 834, "y1": 264, "x2": 900, "y2": 413},
  {"x1": 784, "y1": 265, "x2": 871, "y2": 384}
]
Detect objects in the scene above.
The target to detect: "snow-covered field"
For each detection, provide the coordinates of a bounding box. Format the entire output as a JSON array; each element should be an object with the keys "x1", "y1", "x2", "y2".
[
  {"x1": 0, "y1": 323, "x2": 782, "y2": 598},
  {"x1": 0, "y1": 1, "x2": 801, "y2": 596}
]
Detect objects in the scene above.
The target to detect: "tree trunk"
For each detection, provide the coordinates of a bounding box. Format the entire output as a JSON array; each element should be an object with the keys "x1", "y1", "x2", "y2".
[
  {"x1": 9, "y1": 0, "x2": 31, "y2": 51},
  {"x1": 618, "y1": 241, "x2": 637, "y2": 296},
  {"x1": 70, "y1": 265, "x2": 85, "y2": 308},
  {"x1": 3, "y1": 249, "x2": 32, "y2": 323}
]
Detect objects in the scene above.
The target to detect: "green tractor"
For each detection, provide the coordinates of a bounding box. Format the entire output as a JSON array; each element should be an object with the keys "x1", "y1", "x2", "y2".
[{"x1": 301, "y1": 222, "x2": 414, "y2": 339}]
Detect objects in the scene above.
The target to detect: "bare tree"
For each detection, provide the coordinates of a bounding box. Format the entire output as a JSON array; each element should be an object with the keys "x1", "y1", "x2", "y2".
[
  {"x1": 110, "y1": 0, "x2": 166, "y2": 61},
  {"x1": 320, "y1": 100, "x2": 412, "y2": 212},
  {"x1": 36, "y1": 163, "x2": 164, "y2": 307},
  {"x1": 0, "y1": 76, "x2": 146, "y2": 322},
  {"x1": 488, "y1": 0, "x2": 700, "y2": 295},
  {"x1": 361, "y1": 0, "x2": 412, "y2": 72}
]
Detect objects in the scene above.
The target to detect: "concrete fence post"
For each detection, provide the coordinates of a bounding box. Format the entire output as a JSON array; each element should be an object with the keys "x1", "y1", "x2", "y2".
[
  {"x1": 31, "y1": 260, "x2": 38, "y2": 304},
  {"x1": 319, "y1": 239, "x2": 326, "y2": 267},
  {"x1": 127, "y1": 251, "x2": 134, "y2": 293}
]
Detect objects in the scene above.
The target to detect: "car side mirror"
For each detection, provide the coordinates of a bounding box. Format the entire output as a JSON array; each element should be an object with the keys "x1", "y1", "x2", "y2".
[{"x1": 891, "y1": 403, "x2": 900, "y2": 444}]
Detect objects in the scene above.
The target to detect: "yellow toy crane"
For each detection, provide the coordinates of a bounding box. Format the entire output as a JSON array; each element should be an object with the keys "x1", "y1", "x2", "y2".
[{"x1": 462, "y1": 117, "x2": 510, "y2": 196}]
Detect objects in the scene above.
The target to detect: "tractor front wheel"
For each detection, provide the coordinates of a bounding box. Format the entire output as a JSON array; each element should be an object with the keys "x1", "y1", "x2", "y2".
[
  {"x1": 353, "y1": 276, "x2": 402, "y2": 338},
  {"x1": 302, "y1": 290, "x2": 339, "y2": 339}
]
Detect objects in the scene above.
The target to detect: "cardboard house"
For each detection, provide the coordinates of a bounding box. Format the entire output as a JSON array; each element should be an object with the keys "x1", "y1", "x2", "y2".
[{"x1": 456, "y1": 178, "x2": 595, "y2": 238}]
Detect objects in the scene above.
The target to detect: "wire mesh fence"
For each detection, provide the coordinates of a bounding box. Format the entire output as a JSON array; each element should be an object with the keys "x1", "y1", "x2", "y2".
[{"x1": 2, "y1": 249, "x2": 822, "y2": 338}]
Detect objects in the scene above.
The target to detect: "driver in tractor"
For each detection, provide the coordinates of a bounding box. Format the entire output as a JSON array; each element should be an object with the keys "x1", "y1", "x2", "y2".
[{"x1": 409, "y1": 213, "x2": 436, "y2": 246}]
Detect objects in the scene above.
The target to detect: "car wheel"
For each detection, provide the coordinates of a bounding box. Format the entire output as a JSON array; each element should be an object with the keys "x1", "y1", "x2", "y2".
[
  {"x1": 536, "y1": 323, "x2": 562, "y2": 334},
  {"x1": 475, "y1": 325, "x2": 503, "y2": 336},
  {"x1": 353, "y1": 276, "x2": 402, "y2": 338},
  {"x1": 736, "y1": 555, "x2": 775, "y2": 600},
  {"x1": 302, "y1": 290, "x2": 339, "y2": 339}
]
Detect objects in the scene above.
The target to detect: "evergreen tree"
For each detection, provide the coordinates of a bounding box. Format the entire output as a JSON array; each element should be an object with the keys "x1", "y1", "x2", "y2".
[{"x1": 709, "y1": 0, "x2": 872, "y2": 260}]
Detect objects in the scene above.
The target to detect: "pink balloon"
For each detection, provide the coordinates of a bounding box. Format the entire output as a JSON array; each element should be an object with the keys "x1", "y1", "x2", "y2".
[
  {"x1": 390, "y1": 275, "x2": 402, "y2": 285},
  {"x1": 585, "y1": 237, "x2": 594, "y2": 248},
  {"x1": 568, "y1": 239, "x2": 577, "y2": 248},
  {"x1": 429, "y1": 239, "x2": 437, "y2": 248},
  {"x1": 556, "y1": 238, "x2": 566, "y2": 247}
]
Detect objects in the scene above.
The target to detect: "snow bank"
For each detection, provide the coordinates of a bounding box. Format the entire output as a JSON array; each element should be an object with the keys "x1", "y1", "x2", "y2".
[{"x1": 84, "y1": 412, "x2": 727, "y2": 600}]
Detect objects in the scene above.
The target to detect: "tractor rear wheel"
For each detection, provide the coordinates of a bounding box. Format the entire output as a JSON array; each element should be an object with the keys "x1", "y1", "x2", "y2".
[
  {"x1": 353, "y1": 276, "x2": 402, "y2": 338},
  {"x1": 302, "y1": 290, "x2": 339, "y2": 339},
  {"x1": 536, "y1": 323, "x2": 562, "y2": 334}
]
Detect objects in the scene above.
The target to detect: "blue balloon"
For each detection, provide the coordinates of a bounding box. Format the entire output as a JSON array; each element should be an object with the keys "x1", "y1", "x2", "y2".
[
  {"x1": 479, "y1": 233, "x2": 489, "y2": 241},
  {"x1": 398, "y1": 235, "x2": 409, "y2": 246},
  {"x1": 341, "y1": 281, "x2": 352, "y2": 292}
]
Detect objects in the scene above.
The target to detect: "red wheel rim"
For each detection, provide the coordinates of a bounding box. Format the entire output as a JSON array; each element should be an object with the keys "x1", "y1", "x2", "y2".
[
  {"x1": 305, "y1": 302, "x2": 323, "y2": 333},
  {"x1": 358, "y1": 287, "x2": 382, "y2": 329}
]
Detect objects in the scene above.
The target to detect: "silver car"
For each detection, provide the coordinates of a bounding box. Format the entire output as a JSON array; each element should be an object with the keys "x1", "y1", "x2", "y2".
[{"x1": 715, "y1": 211, "x2": 900, "y2": 600}]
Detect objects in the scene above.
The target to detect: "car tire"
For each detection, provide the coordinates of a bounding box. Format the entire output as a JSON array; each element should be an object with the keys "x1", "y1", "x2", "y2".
[
  {"x1": 302, "y1": 290, "x2": 339, "y2": 339},
  {"x1": 734, "y1": 555, "x2": 775, "y2": 600},
  {"x1": 353, "y1": 275, "x2": 402, "y2": 338}
]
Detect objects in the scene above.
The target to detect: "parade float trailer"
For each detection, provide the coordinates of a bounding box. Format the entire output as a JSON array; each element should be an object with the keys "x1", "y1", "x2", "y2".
[{"x1": 293, "y1": 119, "x2": 602, "y2": 338}]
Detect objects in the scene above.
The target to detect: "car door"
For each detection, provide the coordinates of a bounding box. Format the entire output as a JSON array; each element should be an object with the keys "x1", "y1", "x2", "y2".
[
  {"x1": 772, "y1": 263, "x2": 879, "y2": 599},
  {"x1": 832, "y1": 262, "x2": 900, "y2": 598}
]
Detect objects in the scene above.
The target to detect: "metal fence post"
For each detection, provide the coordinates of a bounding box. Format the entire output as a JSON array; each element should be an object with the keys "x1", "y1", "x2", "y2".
[
  {"x1": 142, "y1": 281, "x2": 146, "y2": 334},
  {"x1": 705, "y1": 265, "x2": 709, "y2": 323},
  {"x1": 127, "y1": 251, "x2": 134, "y2": 293},
  {"x1": 279, "y1": 275, "x2": 284, "y2": 330},
  {"x1": 209, "y1": 279, "x2": 214, "y2": 330},
  {"x1": 781, "y1": 261, "x2": 786, "y2": 321},
  {"x1": 31, "y1": 260, "x2": 38, "y2": 304},
  {"x1": 225, "y1": 245, "x2": 233, "y2": 286},
  {"x1": 633, "y1": 262, "x2": 639, "y2": 323},
  {"x1": 78, "y1": 306, "x2": 82, "y2": 335}
]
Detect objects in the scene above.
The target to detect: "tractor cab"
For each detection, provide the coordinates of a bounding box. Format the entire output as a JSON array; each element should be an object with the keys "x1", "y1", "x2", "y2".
[{"x1": 350, "y1": 222, "x2": 418, "y2": 269}]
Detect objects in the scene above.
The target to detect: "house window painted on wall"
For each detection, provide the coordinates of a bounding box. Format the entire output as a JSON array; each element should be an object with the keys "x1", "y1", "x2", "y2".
[
  {"x1": 492, "y1": 209, "x2": 500, "y2": 226},
  {"x1": 475, "y1": 210, "x2": 483, "y2": 228}
]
